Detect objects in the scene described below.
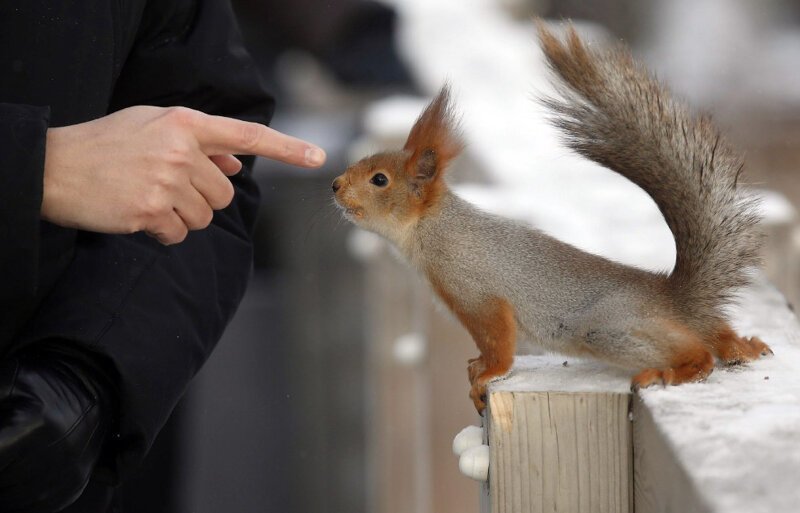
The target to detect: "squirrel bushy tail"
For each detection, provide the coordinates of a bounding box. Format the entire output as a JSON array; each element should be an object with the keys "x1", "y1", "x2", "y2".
[{"x1": 537, "y1": 22, "x2": 762, "y2": 328}]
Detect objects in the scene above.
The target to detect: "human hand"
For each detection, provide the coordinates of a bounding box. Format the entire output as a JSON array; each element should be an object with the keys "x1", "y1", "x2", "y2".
[{"x1": 41, "y1": 106, "x2": 326, "y2": 244}]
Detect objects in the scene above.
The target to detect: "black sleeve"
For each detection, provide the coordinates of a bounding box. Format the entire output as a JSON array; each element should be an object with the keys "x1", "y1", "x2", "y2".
[
  {"x1": 0, "y1": 343, "x2": 114, "y2": 513},
  {"x1": 14, "y1": 0, "x2": 273, "y2": 479},
  {"x1": 0, "y1": 104, "x2": 50, "y2": 348}
]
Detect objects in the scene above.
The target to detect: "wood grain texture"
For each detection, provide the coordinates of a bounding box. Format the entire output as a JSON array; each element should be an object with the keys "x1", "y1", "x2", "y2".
[{"x1": 485, "y1": 391, "x2": 632, "y2": 513}]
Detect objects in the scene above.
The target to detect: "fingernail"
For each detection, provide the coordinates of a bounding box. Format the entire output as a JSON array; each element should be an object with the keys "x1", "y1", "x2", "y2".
[{"x1": 305, "y1": 147, "x2": 326, "y2": 166}]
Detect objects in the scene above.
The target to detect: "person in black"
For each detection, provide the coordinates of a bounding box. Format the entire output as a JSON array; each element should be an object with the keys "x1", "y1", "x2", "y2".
[{"x1": 0, "y1": 1, "x2": 325, "y2": 511}]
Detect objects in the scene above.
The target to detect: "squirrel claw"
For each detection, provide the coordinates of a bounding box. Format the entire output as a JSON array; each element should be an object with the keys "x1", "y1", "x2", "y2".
[
  {"x1": 719, "y1": 335, "x2": 774, "y2": 365},
  {"x1": 471, "y1": 398, "x2": 487, "y2": 414},
  {"x1": 469, "y1": 384, "x2": 487, "y2": 413},
  {"x1": 631, "y1": 368, "x2": 665, "y2": 391}
]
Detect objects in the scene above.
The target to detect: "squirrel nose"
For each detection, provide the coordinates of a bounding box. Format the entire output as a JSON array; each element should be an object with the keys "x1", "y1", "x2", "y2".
[{"x1": 332, "y1": 178, "x2": 342, "y2": 193}]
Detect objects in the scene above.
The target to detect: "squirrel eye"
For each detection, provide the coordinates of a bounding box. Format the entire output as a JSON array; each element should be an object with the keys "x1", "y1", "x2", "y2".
[{"x1": 370, "y1": 173, "x2": 389, "y2": 187}]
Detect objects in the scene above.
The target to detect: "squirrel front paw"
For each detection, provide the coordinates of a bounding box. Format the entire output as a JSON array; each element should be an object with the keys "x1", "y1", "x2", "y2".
[
  {"x1": 466, "y1": 355, "x2": 512, "y2": 413},
  {"x1": 469, "y1": 382, "x2": 488, "y2": 413},
  {"x1": 467, "y1": 357, "x2": 485, "y2": 385}
]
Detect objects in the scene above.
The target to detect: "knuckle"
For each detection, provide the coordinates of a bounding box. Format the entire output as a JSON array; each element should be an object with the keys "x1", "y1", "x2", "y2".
[
  {"x1": 162, "y1": 142, "x2": 193, "y2": 168},
  {"x1": 137, "y1": 105, "x2": 163, "y2": 118},
  {"x1": 141, "y1": 191, "x2": 172, "y2": 218},
  {"x1": 126, "y1": 219, "x2": 144, "y2": 234},
  {"x1": 125, "y1": 210, "x2": 149, "y2": 233},
  {"x1": 161, "y1": 228, "x2": 187, "y2": 246},
  {"x1": 223, "y1": 181, "x2": 235, "y2": 204},
  {"x1": 155, "y1": 169, "x2": 179, "y2": 188},
  {"x1": 165, "y1": 106, "x2": 197, "y2": 127},
  {"x1": 239, "y1": 122, "x2": 263, "y2": 151},
  {"x1": 200, "y1": 208, "x2": 214, "y2": 228},
  {"x1": 279, "y1": 143, "x2": 293, "y2": 160},
  {"x1": 214, "y1": 181, "x2": 235, "y2": 209},
  {"x1": 187, "y1": 208, "x2": 213, "y2": 230},
  {"x1": 174, "y1": 227, "x2": 189, "y2": 243}
]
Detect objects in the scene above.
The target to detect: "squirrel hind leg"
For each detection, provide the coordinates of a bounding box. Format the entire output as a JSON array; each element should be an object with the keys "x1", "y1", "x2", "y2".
[
  {"x1": 707, "y1": 325, "x2": 774, "y2": 365},
  {"x1": 631, "y1": 344, "x2": 715, "y2": 390},
  {"x1": 630, "y1": 324, "x2": 773, "y2": 390},
  {"x1": 579, "y1": 318, "x2": 715, "y2": 390}
]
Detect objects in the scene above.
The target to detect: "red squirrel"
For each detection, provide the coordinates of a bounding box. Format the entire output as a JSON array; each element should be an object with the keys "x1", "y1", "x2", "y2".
[{"x1": 333, "y1": 22, "x2": 772, "y2": 412}]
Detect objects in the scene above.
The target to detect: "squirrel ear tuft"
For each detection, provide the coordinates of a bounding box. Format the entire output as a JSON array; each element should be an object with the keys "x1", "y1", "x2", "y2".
[{"x1": 404, "y1": 84, "x2": 464, "y2": 181}]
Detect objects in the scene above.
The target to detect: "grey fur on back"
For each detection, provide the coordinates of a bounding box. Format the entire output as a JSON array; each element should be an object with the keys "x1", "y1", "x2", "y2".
[
  {"x1": 536, "y1": 24, "x2": 763, "y2": 330},
  {"x1": 408, "y1": 192, "x2": 672, "y2": 367}
]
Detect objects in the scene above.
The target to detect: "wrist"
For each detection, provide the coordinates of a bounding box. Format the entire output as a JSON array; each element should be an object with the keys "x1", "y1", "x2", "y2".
[{"x1": 41, "y1": 126, "x2": 70, "y2": 226}]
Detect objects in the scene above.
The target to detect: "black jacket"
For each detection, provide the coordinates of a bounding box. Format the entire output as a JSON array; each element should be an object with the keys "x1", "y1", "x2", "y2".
[{"x1": 0, "y1": 0, "x2": 271, "y2": 477}]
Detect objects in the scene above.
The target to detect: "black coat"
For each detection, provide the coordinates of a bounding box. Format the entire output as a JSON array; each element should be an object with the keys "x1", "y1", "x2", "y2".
[{"x1": 0, "y1": 0, "x2": 271, "y2": 477}]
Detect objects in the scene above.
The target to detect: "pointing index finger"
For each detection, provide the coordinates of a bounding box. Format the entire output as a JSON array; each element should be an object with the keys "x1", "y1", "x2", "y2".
[{"x1": 193, "y1": 113, "x2": 326, "y2": 168}]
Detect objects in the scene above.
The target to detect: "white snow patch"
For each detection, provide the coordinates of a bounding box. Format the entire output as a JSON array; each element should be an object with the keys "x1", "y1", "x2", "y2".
[{"x1": 491, "y1": 354, "x2": 633, "y2": 395}]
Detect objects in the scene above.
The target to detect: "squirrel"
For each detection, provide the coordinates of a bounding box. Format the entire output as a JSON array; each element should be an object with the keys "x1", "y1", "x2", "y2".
[{"x1": 332, "y1": 22, "x2": 773, "y2": 413}]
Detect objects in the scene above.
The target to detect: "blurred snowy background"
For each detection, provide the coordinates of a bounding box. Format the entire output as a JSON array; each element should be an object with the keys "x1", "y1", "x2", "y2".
[{"x1": 116, "y1": 1, "x2": 800, "y2": 512}]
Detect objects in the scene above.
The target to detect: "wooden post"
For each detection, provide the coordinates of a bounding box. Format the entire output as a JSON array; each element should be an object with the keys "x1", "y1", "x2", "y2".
[{"x1": 482, "y1": 358, "x2": 634, "y2": 513}]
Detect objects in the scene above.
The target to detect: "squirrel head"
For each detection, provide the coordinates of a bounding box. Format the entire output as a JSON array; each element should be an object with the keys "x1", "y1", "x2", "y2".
[{"x1": 333, "y1": 85, "x2": 463, "y2": 242}]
